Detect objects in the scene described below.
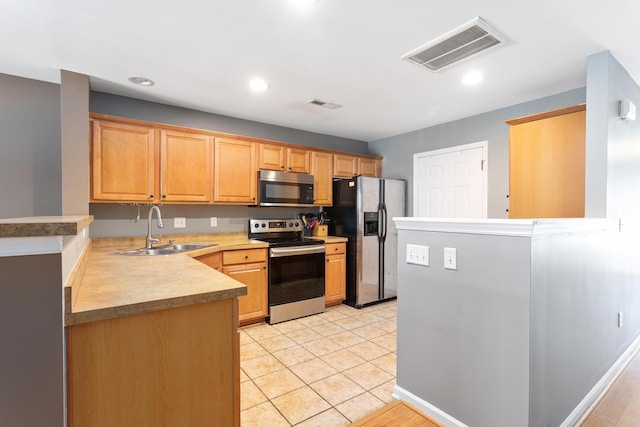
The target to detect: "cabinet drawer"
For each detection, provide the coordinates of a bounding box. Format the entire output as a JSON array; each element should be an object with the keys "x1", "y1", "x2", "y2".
[
  {"x1": 325, "y1": 243, "x2": 346, "y2": 255},
  {"x1": 223, "y1": 248, "x2": 267, "y2": 265}
]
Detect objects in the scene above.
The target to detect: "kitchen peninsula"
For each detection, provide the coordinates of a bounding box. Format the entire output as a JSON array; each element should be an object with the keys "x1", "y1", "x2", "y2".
[{"x1": 64, "y1": 233, "x2": 269, "y2": 427}]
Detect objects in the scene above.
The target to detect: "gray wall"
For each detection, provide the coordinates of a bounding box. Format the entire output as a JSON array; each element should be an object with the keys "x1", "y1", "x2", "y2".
[
  {"x1": 369, "y1": 88, "x2": 586, "y2": 218},
  {"x1": 0, "y1": 253, "x2": 64, "y2": 426},
  {"x1": 90, "y1": 92, "x2": 369, "y2": 153},
  {"x1": 0, "y1": 73, "x2": 62, "y2": 217},
  {"x1": 88, "y1": 91, "x2": 369, "y2": 237},
  {"x1": 396, "y1": 230, "x2": 532, "y2": 427},
  {"x1": 61, "y1": 70, "x2": 90, "y2": 215}
]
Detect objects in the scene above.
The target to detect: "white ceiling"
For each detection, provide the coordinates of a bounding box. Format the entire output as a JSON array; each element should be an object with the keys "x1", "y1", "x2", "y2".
[{"x1": 2, "y1": 0, "x2": 639, "y2": 142}]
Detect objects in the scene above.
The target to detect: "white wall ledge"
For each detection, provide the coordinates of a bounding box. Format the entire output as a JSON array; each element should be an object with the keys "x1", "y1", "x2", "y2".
[{"x1": 393, "y1": 217, "x2": 608, "y2": 237}]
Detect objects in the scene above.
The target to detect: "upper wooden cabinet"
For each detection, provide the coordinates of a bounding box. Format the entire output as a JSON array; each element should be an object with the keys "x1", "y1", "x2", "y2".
[
  {"x1": 507, "y1": 105, "x2": 586, "y2": 218},
  {"x1": 91, "y1": 119, "x2": 158, "y2": 202},
  {"x1": 259, "y1": 144, "x2": 310, "y2": 174},
  {"x1": 258, "y1": 143, "x2": 285, "y2": 171},
  {"x1": 160, "y1": 129, "x2": 213, "y2": 203},
  {"x1": 333, "y1": 154, "x2": 358, "y2": 178},
  {"x1": 214, "y1": 137, "x2": 257, "y2": 204},
  {"x1": 311, "y1": 151, "x2": 333, "y2": 206},
  {"x1": 358, "y1": 157, "x2": 382, "y2": 177},
  {"x1": 286, "y1": 147, "x2": 310, "y2": 174}
]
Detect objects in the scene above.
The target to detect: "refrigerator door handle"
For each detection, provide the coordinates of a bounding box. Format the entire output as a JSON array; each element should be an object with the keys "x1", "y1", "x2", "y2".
[
  {"x1": 377, "y1": 205, "x2": 385, "y2": 242},
  {"x1": 381, "y1": 205, "x2": 388, "y2": 241}
]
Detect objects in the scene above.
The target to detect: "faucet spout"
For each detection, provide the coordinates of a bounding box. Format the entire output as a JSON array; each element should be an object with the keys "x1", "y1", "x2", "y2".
[{"x1": 145, "y1": 205, "x2": 164, "y2": 249}]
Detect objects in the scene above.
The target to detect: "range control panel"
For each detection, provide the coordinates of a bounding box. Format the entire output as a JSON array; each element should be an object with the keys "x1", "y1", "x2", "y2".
[{"x1": 249, "y1": 219, "x2": 303, "y2": 233}]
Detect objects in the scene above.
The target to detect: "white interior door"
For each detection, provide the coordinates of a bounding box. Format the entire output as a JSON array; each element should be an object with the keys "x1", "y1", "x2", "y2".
[{"x1": 413, "y1": 141, "x2": 487, "y2": 218}]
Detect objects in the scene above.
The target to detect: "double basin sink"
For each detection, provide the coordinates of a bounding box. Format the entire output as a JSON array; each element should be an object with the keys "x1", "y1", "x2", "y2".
[{"x1": 116, "y1": 243, "x2": 216, "y2": 256}]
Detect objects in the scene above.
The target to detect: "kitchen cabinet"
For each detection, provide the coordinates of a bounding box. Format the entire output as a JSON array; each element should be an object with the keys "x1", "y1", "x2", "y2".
[
  {"x1": 507, "y1": 104, "x2": 585, "y2": 218},
  {"x1": 259, "y1": 143, "x2": 286, "y2": 171},
  {"x1": 195, "y1": 251, "x2": 221, "y2": 271},
  {"x1": 358, "y1": 157, "x2": 382, "y2": 178},
  {"x1": 66, "y1": 298, "x2": 240, "y2": 427},
  {"x1": 91, "y1": 119, "x2": 158, "y2": 202},
  {"x1": 333, "y1": 153, "x2": 358, "y2": 178},
  {"x1": 221, "y1": 248, "x2": 268, "y2": 325},
  {"x1": 311, "y1": 151, "x2": 333, "y2": 206},
  {"x1": 325, "y1": 242, "x2": 346, "y2": 306},
  {"x1": 214, "y1": 137, "x2": 257, "y2": 204},
  {"x1": 160, "y1": 129, "x2": 213, "y2": 203},
  {"x1": 286, "y1": 147, "x2": 311, "y2": 173},
  {"x1": 259, "y1": 144, "x2": 310, "y2": 174}
]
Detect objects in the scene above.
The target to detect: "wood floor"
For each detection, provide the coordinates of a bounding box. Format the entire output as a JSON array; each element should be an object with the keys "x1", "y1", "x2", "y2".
[{"x1": 580, "y1": 348, "x2": 640, "y2": 426}]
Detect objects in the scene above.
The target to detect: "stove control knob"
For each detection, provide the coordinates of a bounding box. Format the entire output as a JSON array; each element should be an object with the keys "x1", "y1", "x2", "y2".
[
  {"x1": 261, "y1": 223, "x2": 266, "y2": 228},
  {"x1": 254, "y1": 223, "x2": 259, "y2": 228},
  {"x1": 289, "y1": 222, "x2": 293, "y2": 227},
  {"x1": 295, "y1": 222, "x2": 299, "y2": 227}
]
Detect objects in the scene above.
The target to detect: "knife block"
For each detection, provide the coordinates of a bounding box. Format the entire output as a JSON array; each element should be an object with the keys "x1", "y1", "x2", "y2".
[{"x1": 312, "y1": 224, "x2": 328, "y2": 237}]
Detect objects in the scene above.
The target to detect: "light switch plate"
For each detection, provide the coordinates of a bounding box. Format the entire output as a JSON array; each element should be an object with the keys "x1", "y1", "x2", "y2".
[
  {"x1": 444, "y1": 247, "x2": 457, "y2": 270},
  {"x1": 210, "y1": 217, "x2": 217, "y2": 227},
  {"x1": 174, "y1": 217, "x2": 186, "y2": 228},
  {"x1": 406, "y1": 244, "x2": 429, "y2": 266}
]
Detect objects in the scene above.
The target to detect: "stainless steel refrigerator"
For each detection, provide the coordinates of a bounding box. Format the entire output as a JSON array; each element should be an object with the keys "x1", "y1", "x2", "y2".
[{"x1": 324, "y1": 176, "x2": 405, "y2": 308}]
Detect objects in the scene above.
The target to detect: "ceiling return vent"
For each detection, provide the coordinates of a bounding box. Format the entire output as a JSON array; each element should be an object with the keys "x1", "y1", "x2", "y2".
[
  {"x1": 308, "y1": 99, "x2": 342, "y2": 110},
  {"x1": 402, "y1": 17, "x2": 505, "y2": 71}
]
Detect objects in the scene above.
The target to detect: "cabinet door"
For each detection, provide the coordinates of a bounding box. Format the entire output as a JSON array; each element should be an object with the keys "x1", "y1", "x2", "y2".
[
  {"x1": 333, "y1": 154, "x2": 358, "y2": 178},
  {"x1": 223, "y1": 262, "x2": 268, "y2": 325},
  {"x1": 311, "y1": 151, "x2": 333, "y2": 206},
  {"x1": 91, "y1": 119, "x2": 158, "y2": 202},
  {"x1": 214, "y1": 138, "x2": 257, "y2": 204},
  {"x1": 325, "y1": 243, "x2": 346, "y2": 306},
  {"x1": 508, "y1": 106, "x2": 585, "y2": 218},
  {"x1": 358, "y1": 157, "x2": 381, "y2": 178},
  {"x1": 160, "y1": 129, "x2": 213, "y2": 203},
  {"x1": 287, "y1": 148, "x2": 311, "y2": 174},
  {"x1": 259, "y1": 143, "x2": 285, "y2": 171}
]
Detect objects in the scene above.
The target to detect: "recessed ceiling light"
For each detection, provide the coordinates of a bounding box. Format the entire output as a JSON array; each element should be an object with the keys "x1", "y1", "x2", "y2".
[
  {"x1": 288, "y1": 0, "x2": 317, "y2": 6},
  {"x1": 461, "y1": 71, "x2": 484, "y2": 86},
  {"x1": 128, "y1": 76, "x2": 155, "y2": 86},
  {"x1": 249, "y1": 77, "x2": 270, "y2": 92}
]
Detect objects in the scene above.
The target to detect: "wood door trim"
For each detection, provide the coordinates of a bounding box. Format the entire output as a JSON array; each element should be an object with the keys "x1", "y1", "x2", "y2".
[{"x1": 505, "y1": 104, "x2": 586, "y2": 126}]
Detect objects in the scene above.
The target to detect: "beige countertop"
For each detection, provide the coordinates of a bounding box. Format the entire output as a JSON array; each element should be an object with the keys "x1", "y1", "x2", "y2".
[
  {"x1": 64, "y1": 233, "x2": 268, "y2": 326},
  {"x1": 0, "y1": 215, "x2": 93, "y2": 238},
  {"x1": 308, "y1": 235, "x2": 348, "y2": 243}
]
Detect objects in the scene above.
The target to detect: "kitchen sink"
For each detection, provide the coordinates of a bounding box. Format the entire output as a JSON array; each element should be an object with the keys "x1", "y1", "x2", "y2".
[{"x1": 115, "y1": 243, "x2": 216, "y2": 256}]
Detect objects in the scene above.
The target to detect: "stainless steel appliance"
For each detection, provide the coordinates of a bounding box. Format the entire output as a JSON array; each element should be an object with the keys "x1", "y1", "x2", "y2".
[
  {"x1": 249, "y1": 218, "x2": 325, "y2": 324},
  {"x1": 324, "y1": 177, "x2": 406, "y2": 308},
  {"x1": 258, "y1": 170, "x2": 315, "y2": 207}
]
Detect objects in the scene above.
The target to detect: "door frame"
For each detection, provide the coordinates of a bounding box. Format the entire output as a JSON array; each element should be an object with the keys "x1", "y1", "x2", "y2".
[{"x1": 412, "y1": 141, "x2": 488, "y2": 218}]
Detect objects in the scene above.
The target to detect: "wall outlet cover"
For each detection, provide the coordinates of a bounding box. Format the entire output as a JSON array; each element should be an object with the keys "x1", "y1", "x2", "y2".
[
  {"x1": 210, "y1": 217, "x2": 217, "y2": 227},
  {"x1": 444, "y1": 247, "x2": 457, "y2": 270},
  {"x1": 174, "y1": 217, "x2": 186, "y2": 228}
]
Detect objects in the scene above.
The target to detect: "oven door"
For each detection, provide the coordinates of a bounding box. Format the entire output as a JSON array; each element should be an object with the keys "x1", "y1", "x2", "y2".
[{"x1": 269, "y1": 245, "x2": 325, "y2": 306}]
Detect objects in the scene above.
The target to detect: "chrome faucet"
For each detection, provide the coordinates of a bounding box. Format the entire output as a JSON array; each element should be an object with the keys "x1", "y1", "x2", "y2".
[{"x1": 145, "y1": 205, "x2": 164, "y2": 249}]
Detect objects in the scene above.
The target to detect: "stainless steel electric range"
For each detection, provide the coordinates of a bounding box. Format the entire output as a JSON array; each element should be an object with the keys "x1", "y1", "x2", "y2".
[{"x1": 249, "y1": 219, "x2": 325, "y2": 324}]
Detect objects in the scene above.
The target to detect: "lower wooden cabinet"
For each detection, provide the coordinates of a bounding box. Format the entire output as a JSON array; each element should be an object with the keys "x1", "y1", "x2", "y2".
[
  {"x1": 221, "y1": 248, "x2": 268, "y2": 326},
  {"x1": 66, "y1": 299, "x2": 240, "y2": 427},
  {"x1": 325, "y1": 242, "x2": 346, "y2": 306}
]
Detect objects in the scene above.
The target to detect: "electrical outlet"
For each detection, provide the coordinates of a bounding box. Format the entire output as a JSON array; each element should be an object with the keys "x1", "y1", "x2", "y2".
[
  {"x1": 618, "y1": 311, "x2": 623, "y2": 328},
  {"x1": 210, "y1": 217, "x2": 217, "y2": 227},
  {"x1": 174, "y1": 217, "x2": 186, "y2": 228},
  {"x1": 444, "y1": 247, "x2": 457, "y2": 270}
]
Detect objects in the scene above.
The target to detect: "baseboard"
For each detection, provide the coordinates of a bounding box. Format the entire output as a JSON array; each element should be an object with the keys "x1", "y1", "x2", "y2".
[
  {"x1": 563, "y1": 333, "x2": 640, "y2": 427},
  {"x1": 392, "y1": 385, "x2": 469, "y2": 427}
]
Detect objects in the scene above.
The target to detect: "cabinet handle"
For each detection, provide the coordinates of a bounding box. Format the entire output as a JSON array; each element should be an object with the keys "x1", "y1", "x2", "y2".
[
  {"x1": 162, "y1": 194, "x2": 166, "y2": 199},
  {"x1": 149, "y1": 194, "x2": 154, "y2": 199},
  {"x1": 245, "y1": 255, "x2": 249, "y2": 259}
]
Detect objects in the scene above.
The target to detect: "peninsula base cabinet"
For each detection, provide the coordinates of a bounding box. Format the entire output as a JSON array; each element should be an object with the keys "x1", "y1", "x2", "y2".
[
  {"x1": 221, "y1": 248, "x2": 268, "y2": 326},
  {"x1": 325, "y1": 242, "x2": 346, "y2": 306},
  {"x1": 66, "y1": 298, "x2": 240, "y2": 427}
]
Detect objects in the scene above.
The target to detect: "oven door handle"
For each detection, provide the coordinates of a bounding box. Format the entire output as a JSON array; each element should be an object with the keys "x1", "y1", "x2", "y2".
[{"x1": 270, "y1": 245, "x2": 326, "y2": 257}]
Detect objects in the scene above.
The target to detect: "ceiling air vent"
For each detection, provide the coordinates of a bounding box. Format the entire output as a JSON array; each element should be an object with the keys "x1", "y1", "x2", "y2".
[
  {"x1": 308, "y1": 99, "x2": 342, "y2": 110},
  {"x1": 402, "y1": 17, "x2": 505, "y2": 72}
]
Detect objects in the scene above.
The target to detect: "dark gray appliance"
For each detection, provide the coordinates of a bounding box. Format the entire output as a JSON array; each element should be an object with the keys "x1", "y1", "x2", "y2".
[
  {"x1": 324, "y1": 177, "x2": 405, "y2": 308},
  {"x1": 249, "y1": 219, "x2": 325, "y2": 323}
]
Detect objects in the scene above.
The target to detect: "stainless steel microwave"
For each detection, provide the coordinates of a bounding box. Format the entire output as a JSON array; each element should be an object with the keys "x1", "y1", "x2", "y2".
[{"x1": 258, "y1": 170, "x2": 315, "y2": 207}]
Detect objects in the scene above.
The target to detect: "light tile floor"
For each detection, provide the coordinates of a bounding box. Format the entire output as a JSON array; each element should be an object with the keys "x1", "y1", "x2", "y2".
[
  {"x1": 240, "y1": 300, "x2": 397, "y2": 427},
  {"x1": 580, "y1": 348, "x2": 640, "y2": 426}
]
